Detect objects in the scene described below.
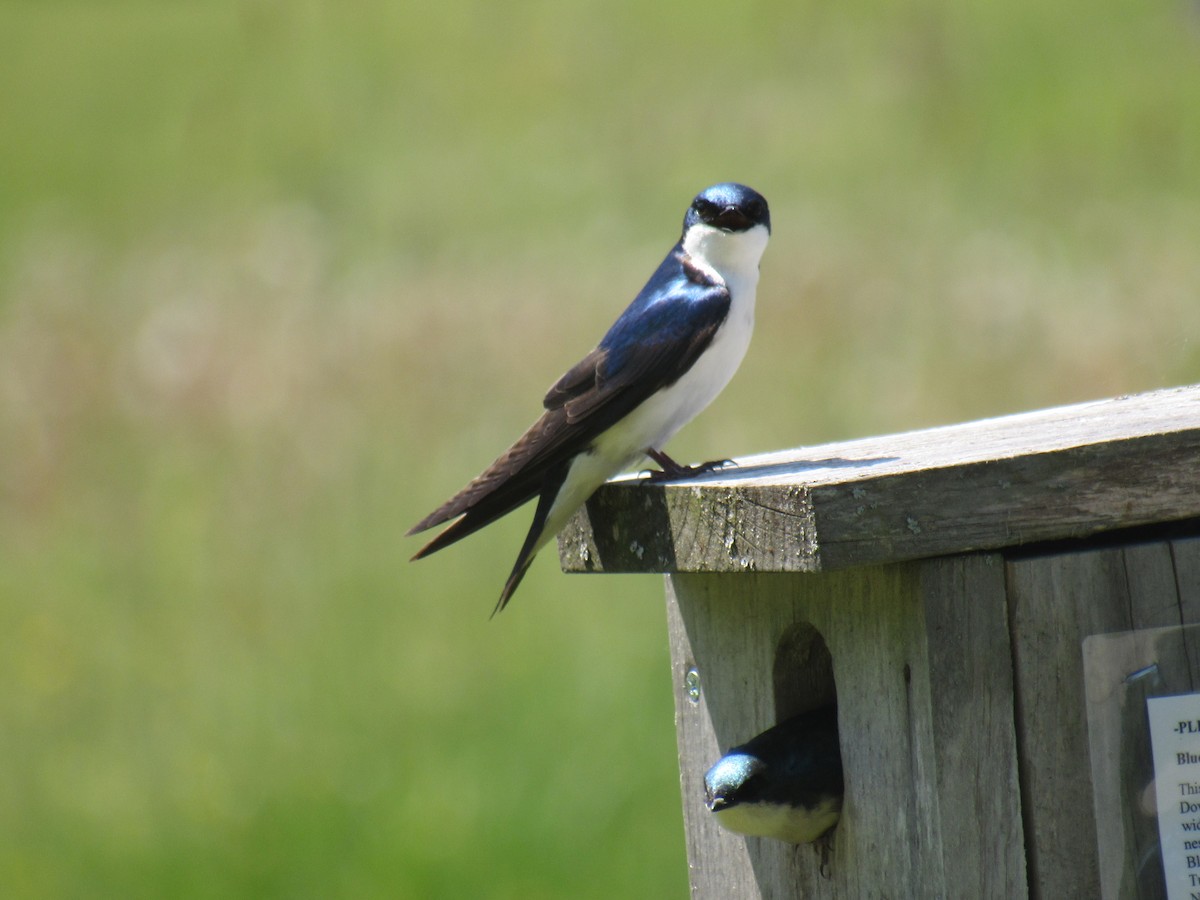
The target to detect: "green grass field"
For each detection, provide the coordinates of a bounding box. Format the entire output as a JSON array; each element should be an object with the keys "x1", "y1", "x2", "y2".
[{"x1": 2, "y1": 1, "x2": 1199, "y2": 896}]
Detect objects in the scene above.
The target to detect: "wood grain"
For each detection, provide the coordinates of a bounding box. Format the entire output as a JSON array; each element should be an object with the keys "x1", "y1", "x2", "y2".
[
  {"x1": 559, "y1": 384, "x2": 1200, "y2": 576},
  {"x1": 1008, "y1": 537, "x2": 1200, "y2": 899},
  {"x1": 668, "y1": 556, "x2": 1026, "y2": 899}
]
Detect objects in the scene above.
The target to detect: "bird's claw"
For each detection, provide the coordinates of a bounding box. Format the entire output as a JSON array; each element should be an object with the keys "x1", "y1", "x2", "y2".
[
  {"x1": 815, "y1": 829, "x2": 835, "y2": 879},
  {"x1": 642, "y1": 458, "x2": 736, "y2": 484}
]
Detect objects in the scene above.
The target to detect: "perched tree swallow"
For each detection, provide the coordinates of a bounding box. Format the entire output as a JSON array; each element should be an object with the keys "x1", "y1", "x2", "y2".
[
  {"x1": 704, "y1": 706, "x2": 844, "y2": 845},
  {"x1": 408, "y1": 183, "x2": 771, "y2": 614}
]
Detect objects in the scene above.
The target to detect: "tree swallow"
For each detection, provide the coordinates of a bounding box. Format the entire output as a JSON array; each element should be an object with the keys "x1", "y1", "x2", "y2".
[
  {"x1": 408, "y1": 183, "x2": 771, "y2": 614},
  {"x1": 704, "y1": 706, "x2": 844, "y2": 845}
]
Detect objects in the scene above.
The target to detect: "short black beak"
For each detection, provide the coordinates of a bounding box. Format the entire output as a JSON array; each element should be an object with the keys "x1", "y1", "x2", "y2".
[
  {"x1": 710, "y1": 206, "x2": 752, "y2": 231},
  {"x1": 707, "y1": 793, "x2": 730, "y2": 812}
]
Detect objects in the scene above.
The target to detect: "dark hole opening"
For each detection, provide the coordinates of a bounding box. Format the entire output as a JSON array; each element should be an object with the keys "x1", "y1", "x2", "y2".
[{"x1": 773, "y1": 621, "x2": 836, "y2": 722}]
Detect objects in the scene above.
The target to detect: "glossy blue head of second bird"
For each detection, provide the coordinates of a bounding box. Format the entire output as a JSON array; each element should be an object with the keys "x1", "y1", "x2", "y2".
[
  {"x1": 704, "y1": 706, "x2": 843, "y2": 844},
  {"x1": 683, "y1": 183, "x2": 771, "y2": 236}
]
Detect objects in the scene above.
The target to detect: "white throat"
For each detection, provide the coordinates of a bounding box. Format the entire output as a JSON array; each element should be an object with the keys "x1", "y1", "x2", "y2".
[{"x1": 681, "y1": 222, "x2": 770, "y2": 293}]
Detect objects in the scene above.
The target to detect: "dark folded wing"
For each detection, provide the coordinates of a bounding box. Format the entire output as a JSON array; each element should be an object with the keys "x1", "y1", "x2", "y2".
[
  {"x1": 408, "y1": 275, "x2": 731, "y2": 556},
  {"x1": 557, "y1": 279, "x2": 729, "y2": 426}
]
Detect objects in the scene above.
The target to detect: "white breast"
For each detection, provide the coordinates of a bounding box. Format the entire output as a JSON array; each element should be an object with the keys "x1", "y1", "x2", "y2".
[
  {"x1": 592, "y1": 221, "x2": 770, "y2": 468},
  {"x1": 714, "y1": 796, "x2": 842, "y2": 844}
]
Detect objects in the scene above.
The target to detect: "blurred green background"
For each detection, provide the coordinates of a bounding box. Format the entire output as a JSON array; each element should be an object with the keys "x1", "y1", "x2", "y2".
[{"x1": 2, "y1": 0, "x2": 1199, "y2": 896}]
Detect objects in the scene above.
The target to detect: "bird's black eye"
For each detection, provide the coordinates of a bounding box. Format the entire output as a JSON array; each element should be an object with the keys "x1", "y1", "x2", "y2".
[{"x1": 693, "y1": 198, "x2": 718, "y2": 218}]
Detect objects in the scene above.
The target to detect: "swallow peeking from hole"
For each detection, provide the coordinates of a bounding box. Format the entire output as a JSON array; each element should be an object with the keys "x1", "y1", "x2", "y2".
[{"x1": 704, "y1": 706, "x2": 843, "y2": 873}]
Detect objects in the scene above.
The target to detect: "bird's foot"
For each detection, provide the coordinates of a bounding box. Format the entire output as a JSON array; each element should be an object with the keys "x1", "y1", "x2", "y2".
[
  {"x1": 814, "y1": 829, "x2": 835, "y2": 879},
  {"x1": 642, "y1": 449, "x2": 736, "y2": 484}
]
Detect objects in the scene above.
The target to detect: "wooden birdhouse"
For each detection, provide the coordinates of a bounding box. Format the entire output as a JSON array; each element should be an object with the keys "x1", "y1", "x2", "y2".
[{"x1": 558, "y1": 384, "x2": 1200, "y2": 898}]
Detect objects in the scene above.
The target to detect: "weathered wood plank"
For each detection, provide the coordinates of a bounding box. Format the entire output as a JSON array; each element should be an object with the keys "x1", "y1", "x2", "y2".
[
  {"x1": 921, "y1": 555, "x2": 1027, "y2": 896},
  {"x1": 559, "y1": 384, "x2": 1200, "y2": 576},
  {"x1": 668, "y1": 556, "x2": 1025, "y2": 899},
  {"x1": 1007, "y1": 548, "x2": 1127, "y2": 900},
  {"x1": 1007, "y1": 538, "x2": 1200, "y2": 899}
]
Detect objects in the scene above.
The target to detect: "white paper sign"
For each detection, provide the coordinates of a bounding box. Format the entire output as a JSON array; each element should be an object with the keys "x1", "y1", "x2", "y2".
[{"x1": 1148, "y1": 693, "x2": 1200, "y2": 899}]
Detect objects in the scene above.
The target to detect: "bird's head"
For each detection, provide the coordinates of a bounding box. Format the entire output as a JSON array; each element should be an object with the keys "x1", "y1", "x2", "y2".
[
  {"x1": 683, "y1": 183, "x2": 771, "y2": 236},
  {"x1": 705, "y1": 752, "x2": 768, "y2": 813},
  {"x1": 680, "y1": 183, "x2": 771, "y2": 277},
  {"x1": 702, "y1": 707, "x2": 844, "y2": 845}
]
